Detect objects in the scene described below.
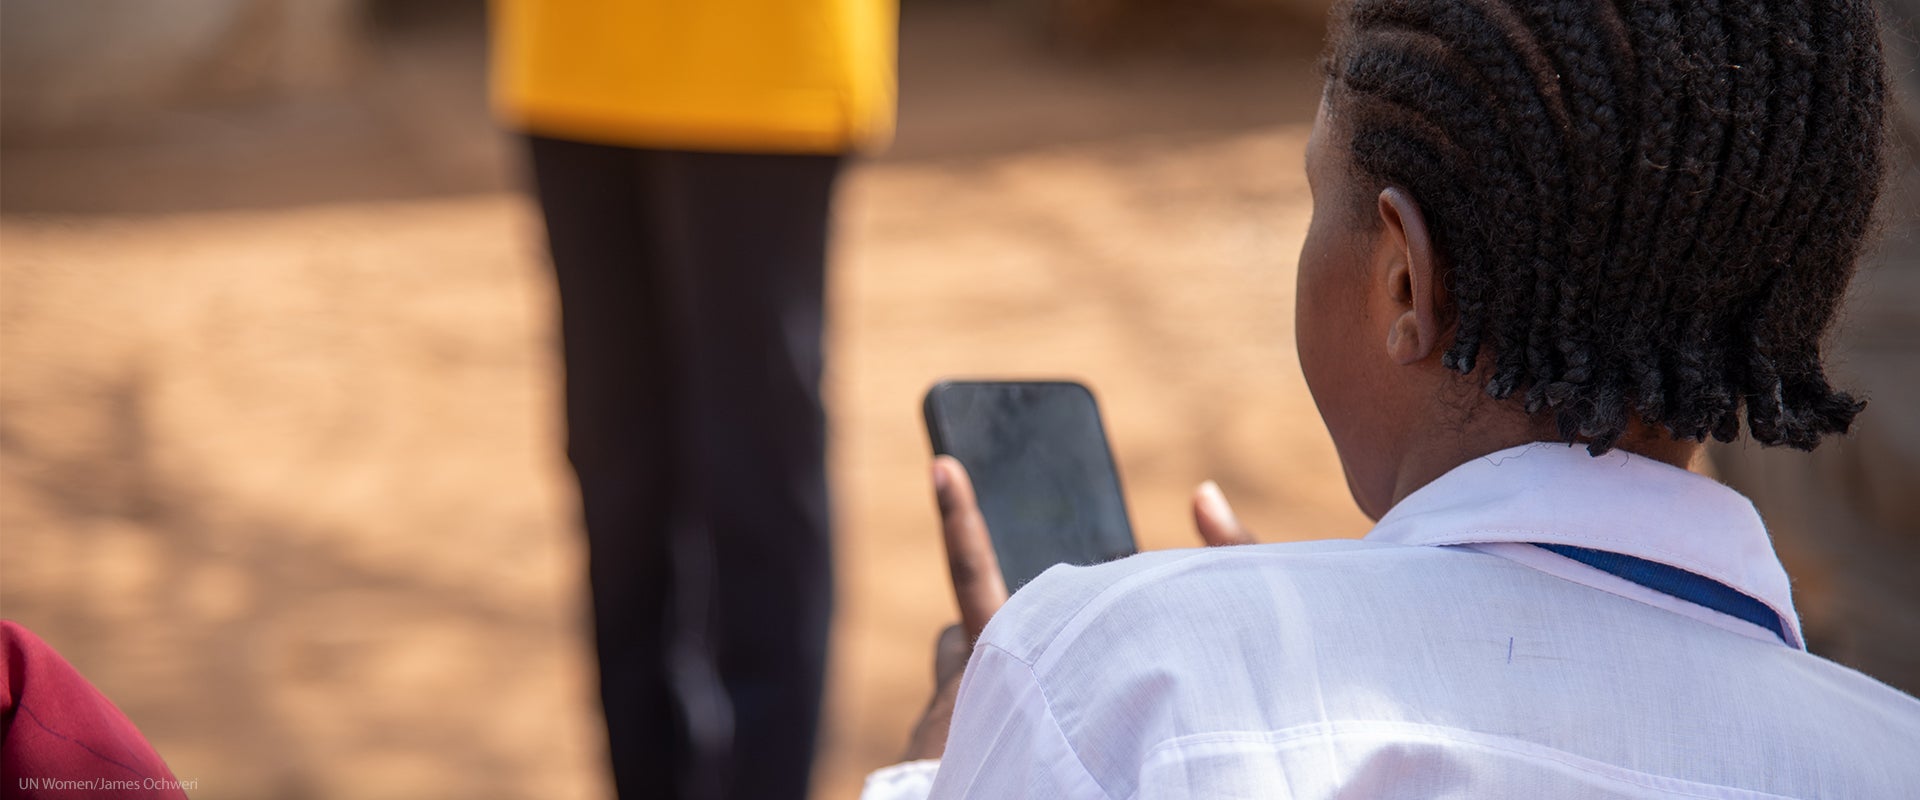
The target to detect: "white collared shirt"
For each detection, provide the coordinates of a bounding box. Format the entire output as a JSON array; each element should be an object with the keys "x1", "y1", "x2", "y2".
[{"x1": 862, "y1": 443, "x2": 1920, "y2": 799}]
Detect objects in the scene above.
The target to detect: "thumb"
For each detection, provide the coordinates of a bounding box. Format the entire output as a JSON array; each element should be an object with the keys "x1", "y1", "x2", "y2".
[
  {"x1": 1193, "y1": 480, "x2": 1255, "y2": 547},
  {"x1": 934, "y1": 456, "x2": 1008, "y2": 640}
]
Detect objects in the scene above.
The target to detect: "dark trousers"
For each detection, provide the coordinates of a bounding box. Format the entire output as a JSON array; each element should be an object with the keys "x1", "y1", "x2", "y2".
[{"x1": 527, "y1": 136, "x2": 839, "y2": 800}]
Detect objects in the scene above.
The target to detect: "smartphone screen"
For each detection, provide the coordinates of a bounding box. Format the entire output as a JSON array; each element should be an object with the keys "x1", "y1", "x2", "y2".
[{"x1": 923, "y1": 381, "x2": 1137, "y2": 593}]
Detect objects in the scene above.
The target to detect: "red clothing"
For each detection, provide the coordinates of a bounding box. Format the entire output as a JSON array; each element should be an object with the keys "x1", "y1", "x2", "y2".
[{"x1": 1, "y1": 621, "x2": 188, "y2": 799}]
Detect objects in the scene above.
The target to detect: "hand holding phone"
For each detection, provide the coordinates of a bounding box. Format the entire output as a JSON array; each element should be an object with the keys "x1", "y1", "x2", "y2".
[
  {"x1": 924, "y1": 381, "x2": 1138, "y2": 594},
  {"x1": 903, "y1": 431, "x2": 1255, "y2": 761}
]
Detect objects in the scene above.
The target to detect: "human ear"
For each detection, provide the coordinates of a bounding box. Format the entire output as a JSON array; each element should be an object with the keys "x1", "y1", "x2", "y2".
[{"x1": 1377, "y1": 187, "x2": 1444, "y2": 366}]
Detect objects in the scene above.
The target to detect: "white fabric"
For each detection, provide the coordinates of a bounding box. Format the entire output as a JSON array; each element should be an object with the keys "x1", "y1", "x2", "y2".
[
  {"x1": 860, "y1": 442, "x2": 1920, "y2": 799},
  {"x1": 864, "y1": 760, "x2": 941, "y2": 796}
]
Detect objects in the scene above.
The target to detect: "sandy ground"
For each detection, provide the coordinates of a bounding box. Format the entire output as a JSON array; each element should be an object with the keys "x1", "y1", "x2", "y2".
[{"x1": 0, "y1": 4, "x2": 1367, "y2": 798}]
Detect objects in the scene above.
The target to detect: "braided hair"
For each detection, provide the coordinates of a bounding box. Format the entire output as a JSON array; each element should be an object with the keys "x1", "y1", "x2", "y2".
[{"x1": 1322, "y1": 0, "x2": 1888, "y2": 453}]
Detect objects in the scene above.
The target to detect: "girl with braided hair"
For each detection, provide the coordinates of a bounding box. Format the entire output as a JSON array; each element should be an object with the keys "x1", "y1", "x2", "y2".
[{"x1": 863, "y1": 1, "x2": 1920, "y2": 796}]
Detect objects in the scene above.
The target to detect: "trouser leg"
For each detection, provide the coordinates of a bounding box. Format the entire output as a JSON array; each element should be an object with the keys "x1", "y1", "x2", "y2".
[
  {"x1": 666, "y1": 150, "x2": 841, "y2": 800},
  {"x1": 527, "y1": 135, "x2": 686, "y2": 800},
  {"x1": 531, "y1": 137, "x2": 842, "y2": 800}
]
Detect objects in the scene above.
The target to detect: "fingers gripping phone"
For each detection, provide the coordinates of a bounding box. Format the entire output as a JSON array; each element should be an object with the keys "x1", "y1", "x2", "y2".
[{"x1": 923, "y1": 381, "x2": 1138, "y2": 593}]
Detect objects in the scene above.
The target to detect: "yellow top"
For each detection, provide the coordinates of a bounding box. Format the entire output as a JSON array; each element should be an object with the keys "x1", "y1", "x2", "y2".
[{"x1": 490, "y1": 0, "x2": 896, "y2": 154}]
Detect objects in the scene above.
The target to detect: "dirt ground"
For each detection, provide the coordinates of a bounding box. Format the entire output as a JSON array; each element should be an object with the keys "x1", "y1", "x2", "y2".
[{"x1": 0, "y1": 4, "x2": 1367, "y2": 798}]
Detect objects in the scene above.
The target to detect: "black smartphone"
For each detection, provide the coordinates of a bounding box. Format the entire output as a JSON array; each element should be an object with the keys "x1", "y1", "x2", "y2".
[{"x1": 923, "y1": 380, "x2": 1138, "y2": 593}]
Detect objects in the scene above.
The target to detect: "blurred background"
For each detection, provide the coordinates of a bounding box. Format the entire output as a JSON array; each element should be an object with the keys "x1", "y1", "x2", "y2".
[{"x1": 1, "y1": 1, "x2": 1913, "y2": 799}]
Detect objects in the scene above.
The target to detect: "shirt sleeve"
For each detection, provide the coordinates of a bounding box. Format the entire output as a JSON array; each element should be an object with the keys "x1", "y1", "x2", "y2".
[
  {"x1": 860, "y1": 759, "x2": 941, "y2": 800},
  {"x1": 923, "y1": 642, "x2": 1111, "y2": 799}
]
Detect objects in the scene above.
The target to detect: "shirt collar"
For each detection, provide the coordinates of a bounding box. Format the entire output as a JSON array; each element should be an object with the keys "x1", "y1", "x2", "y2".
[{"x1": 1365, "y1": 442, "x2": 1800, "y2": 646}]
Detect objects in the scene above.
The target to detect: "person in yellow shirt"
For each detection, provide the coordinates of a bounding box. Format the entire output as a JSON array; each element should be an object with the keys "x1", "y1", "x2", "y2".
[{"x1": 492, "y1": 4, "x2": 895, "y2": 799}]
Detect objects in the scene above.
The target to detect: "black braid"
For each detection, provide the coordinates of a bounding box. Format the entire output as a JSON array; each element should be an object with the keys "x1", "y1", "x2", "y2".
[
  {"x1": 1339, "y1": 0, "x2": 1576, "y2": 403},
  {"x1": 1324, "y1": 0, "x2": 1888, "y2": 453}
]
